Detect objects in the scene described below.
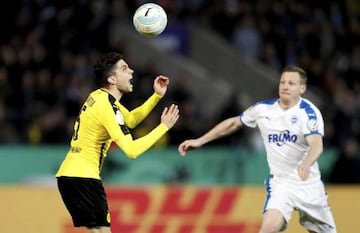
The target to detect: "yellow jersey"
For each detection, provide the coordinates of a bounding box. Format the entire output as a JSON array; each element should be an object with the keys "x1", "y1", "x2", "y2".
[{"x1": 56, "y1": 89, "x2": 168, "y2": 179}]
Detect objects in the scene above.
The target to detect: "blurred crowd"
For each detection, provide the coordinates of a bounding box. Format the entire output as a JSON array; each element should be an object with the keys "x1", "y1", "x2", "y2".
[
  {"x1": 194, "y1": 0, "x2": 360, "y2": 183},
  {"x1": 0, "y1": 1, "x2": 359, "y2": 182}
]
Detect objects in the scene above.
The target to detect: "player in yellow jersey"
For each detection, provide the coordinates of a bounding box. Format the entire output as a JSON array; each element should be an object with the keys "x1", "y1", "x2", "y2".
[{"x1": 56, "y1": 52, "x2": 179, "y2": 233}]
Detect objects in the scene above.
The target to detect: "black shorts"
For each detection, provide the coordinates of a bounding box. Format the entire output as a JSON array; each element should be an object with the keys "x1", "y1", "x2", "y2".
[{"x1": 57, "y1": 176, "x2": 110, "y2": 227}]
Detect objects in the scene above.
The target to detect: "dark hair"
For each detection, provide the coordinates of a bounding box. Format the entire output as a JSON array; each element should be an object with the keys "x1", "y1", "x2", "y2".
[
  {"x1": 93, "y1": 52, "x2": 124, "y2": 87},
  {"x1": 282, "y1": 65, "x2": 307, "y2": 84}
]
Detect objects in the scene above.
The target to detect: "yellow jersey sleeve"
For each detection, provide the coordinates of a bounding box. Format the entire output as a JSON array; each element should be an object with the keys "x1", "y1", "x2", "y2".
[
  {"x1": 113, "y1": 123, "x2": 168, "y2": 159},
  {"x1": 56, "y1": 89, "x2": 167, "y2": 179},
  {"x1": 101, "y1": 95, "x2": 168, "y2": 159},
  {"x1": 119, "y1": 93, "x2": 162, "y2": 128}
]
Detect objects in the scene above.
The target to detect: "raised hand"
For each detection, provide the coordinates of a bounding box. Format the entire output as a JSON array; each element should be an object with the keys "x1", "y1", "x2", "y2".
[
  {"x1": 161, "y1": 104, "x2": 179, "y2": 129},
  {"x1": 153, "y1": 75, "x2": 169, "y2": 96}
]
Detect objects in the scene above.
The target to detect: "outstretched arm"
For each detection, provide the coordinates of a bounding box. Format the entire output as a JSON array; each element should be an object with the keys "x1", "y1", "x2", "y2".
[
  {"x1": 115, "y1": 104, "x2": 179, "y2": 159},
  {"x1": 178, "y1": 116, "x2": 242, "y2": 156},
  {"x1": 123, "y1": 75, "x2": 169, "y2": 128}
]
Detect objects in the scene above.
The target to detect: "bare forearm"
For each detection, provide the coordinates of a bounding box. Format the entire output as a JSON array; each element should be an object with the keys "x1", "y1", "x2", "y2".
[
  {"x1": 198, "y1": 117, "x2": 241, "y2": 145},
  {"x1": 303, "y1": 144, "x2": 323, "y2": 166},
  {"x1": 304, "y1": 134, "x2": 323, "y2": 165},
  {"x1": 298, "y1": 134, "x2": 324, "y2": 180}
]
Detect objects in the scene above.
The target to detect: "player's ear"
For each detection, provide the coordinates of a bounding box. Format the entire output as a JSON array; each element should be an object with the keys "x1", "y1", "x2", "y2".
[
  {"x1": 107, "y1": 75, "x2": 116, "y2": 85},
  {"x1": 300, "y1": 84, "x2": 306, "y2": 94}
]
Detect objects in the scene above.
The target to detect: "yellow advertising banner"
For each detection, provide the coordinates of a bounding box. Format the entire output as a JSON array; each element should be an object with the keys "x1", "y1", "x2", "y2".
[{"x1": 0, "y1": 185, "x2": 358, "y2": 233}]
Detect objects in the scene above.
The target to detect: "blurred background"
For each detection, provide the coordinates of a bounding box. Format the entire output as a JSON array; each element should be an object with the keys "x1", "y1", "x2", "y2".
[{"x1": 0, "y1": 0, "x2": 359, "y2": 233}]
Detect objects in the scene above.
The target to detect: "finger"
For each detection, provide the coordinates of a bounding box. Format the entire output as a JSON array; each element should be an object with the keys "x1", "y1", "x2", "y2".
[
  {"x1": 162, "y1": 107, "x2": 168, "y2": 117},
  {"x1": 302, "y1": 175, "x2": 307, "y2": 181},
  {"x1": 178, "y1": 144, "x2": 185, "y2": 155},
  {"x1": 300, "y1": 173, "x2": 305, "y2": 180},
  {"x1": 180, "y1": 146, "x2": 187, "y2": 156},
  {"x1": 304, "y1": 172, "x2": 309, "y2": 180},
  {"x1": 179, "y1": 141, "x2": 187, "y2": 149},
  {"x1": 173, "y1": 105, "x2": 179, "y2": 114},
  {"x1": 169, "y1": 104, "x2": 177, "y2": 112},
  {"x1": 297, "y1": 167, "x2": 303, "y2": 179},
  {"x1": 300, "y1": 171, "x2": 307, "y2": 181},
  {"x1": 170, "y1": 105, "x2": 179, "y2": 116},
  {"x1": 158, "y1": 76, "x2": 169, "y2": 84},
  {"x1": 175, "y1": 112, "x2": 180, "y2": 120},
  {"x1": 179, "y1": 147, "x2": 185, "y2": 156},
  {"x1": 158, "y1": 75, "x2": 169, "y2": 81},
  {"x1": 166, "y1": 105, "x2": 175, "y2": 116}
]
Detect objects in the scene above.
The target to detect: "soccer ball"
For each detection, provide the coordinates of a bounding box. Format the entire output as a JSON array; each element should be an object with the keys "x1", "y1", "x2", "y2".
[{"x1": 133, "y1": 3, "x2": 167, "y2": 37}]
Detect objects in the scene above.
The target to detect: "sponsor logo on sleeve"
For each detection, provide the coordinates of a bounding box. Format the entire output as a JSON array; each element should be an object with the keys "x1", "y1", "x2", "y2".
[{"x1": 307, "y1": 119, "x2": 318, "y2": 132}]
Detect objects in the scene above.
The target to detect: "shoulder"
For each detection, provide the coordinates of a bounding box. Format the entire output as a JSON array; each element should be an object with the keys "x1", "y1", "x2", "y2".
[
  {"x1": 298, "y1": 98, "x2": 323, "y2": 125},
  {"x1": 299, "y1": 98, "x2": 319, "y2": 109},
  {"x1": 89, "y1": 89, "x2": 116, "y2": 106},
  {"x1": 251, "y1": 98, "x2": 278, "y2": 110},
  {"x1": 255, "y1": 98, "x2": 278, "y2": 106},
  {"x1": 242, "y1": 98, "x2": 277, "y2": 115},
  {"x1": 299, "y1": 98, "x2": 321, "y2": 115}
]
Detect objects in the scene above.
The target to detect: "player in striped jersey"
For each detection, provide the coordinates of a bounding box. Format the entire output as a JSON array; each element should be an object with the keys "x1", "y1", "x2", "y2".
[
  {"x1": 178, "y1": 65, "x2": 336, "y2": 233},
  {"x1": 56, "y1": 52, "x2": 179, "y2": 233}
]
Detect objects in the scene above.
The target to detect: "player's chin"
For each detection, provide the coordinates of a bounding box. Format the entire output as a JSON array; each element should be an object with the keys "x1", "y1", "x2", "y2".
[
  {"x1": 279, "y1": 94, "x2": 291, "y2": 100},
  {"x1": 123, "y1": 87, "x2": 133, "y2": 93}
]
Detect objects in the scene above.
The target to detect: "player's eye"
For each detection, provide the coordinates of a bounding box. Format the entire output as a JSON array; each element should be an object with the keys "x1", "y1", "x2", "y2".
[{"x1": 120, "y1": 65, "x2": 128, "y2": 71}]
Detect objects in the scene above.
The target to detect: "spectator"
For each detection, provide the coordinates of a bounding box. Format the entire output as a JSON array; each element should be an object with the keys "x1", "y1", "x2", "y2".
[
  {"x1": 329, "y1": 137, "x2": 360, "y2": 184},
  {"x1": 0, "y1": 0, "x2": 358, "y2": 152}
]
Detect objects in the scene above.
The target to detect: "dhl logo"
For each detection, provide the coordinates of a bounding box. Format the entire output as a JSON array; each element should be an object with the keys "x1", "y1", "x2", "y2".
[{"x1": 64, "y1": 186, "x2": 262, "y2": 233}]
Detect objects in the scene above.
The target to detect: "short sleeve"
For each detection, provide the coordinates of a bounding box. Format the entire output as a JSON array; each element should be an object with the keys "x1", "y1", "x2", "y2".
[
  {"x1": 240, "y1": 105, "x2": 258, "y2": 128},
  {"x1": 301, "y1": 102, "x2": 324, "y2": 137}
]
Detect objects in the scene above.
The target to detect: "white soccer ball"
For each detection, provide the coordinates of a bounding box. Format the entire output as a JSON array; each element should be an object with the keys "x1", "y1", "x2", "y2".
[{"x1": 133, "y1": 3, "x2": 167, "y2": 37}]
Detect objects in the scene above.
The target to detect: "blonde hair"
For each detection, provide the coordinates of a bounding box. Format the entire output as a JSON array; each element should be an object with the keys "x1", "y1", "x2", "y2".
[{"x1": 282, "y1": 65, "x2": 307, "y2": 84}]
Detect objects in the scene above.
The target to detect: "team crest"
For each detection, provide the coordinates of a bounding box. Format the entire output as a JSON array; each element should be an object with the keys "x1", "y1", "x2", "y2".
[
  {"x1": 307, "y1": 119, "x2": 318, "y2": 131},
  {"x1": 290, "y1": 115, "x2": 298, "y2": 124}
]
